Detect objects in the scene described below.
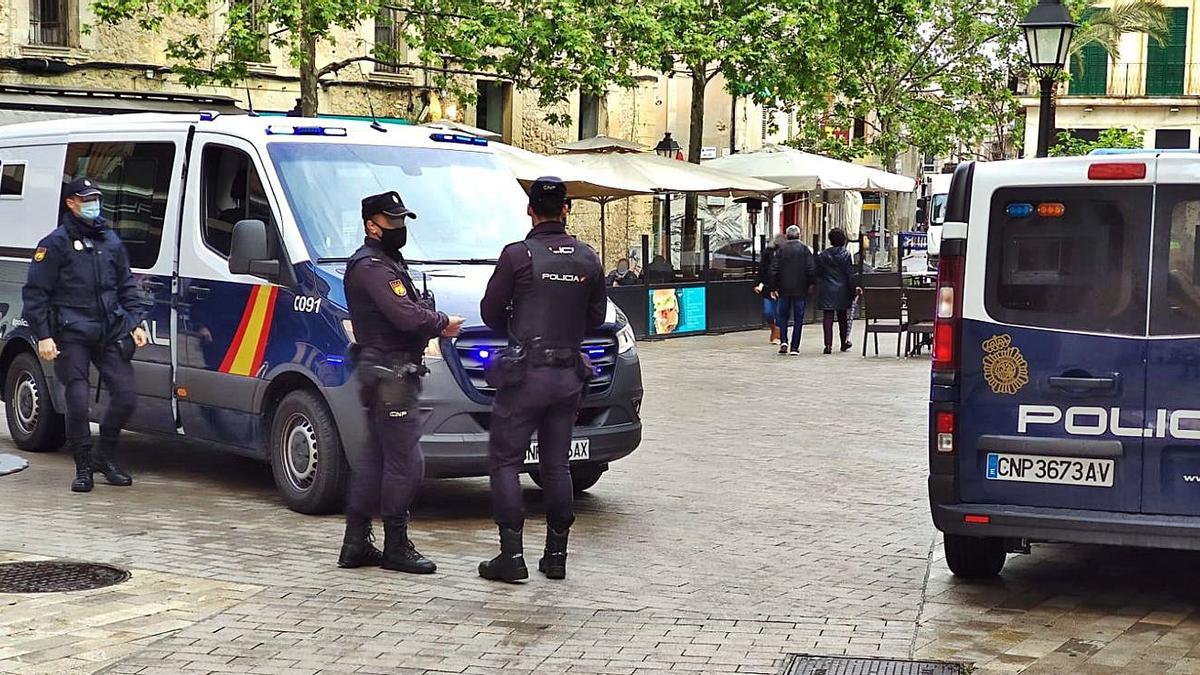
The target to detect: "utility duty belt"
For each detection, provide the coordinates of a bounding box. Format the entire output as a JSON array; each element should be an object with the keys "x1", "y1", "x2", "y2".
[
  {"x1": 483, "y1": 340, "x2": 594, "y2": 390},
  {"x1": 351, "y1": 346, "x2": 427, "y2": 411}
]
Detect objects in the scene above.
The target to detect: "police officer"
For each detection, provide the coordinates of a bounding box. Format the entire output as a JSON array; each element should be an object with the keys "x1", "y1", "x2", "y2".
[
  {"x1": 22, "y1": 177, "x2": 149, "y2": 493},
  {"x1": 478, "y1": 176, "x2": 606, "y2": 582},
  {"x1": 338, "y1": 191, "x2": 465, "y2": 574}
]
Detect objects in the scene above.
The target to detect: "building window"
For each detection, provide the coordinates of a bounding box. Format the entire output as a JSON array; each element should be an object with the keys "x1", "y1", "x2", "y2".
[
  {"x1": 1146, "y1": 7, "x2": 1187, "y2": 96},
  {"x1": 63, "y1": 142, "x2": 176, "y2": 269},
  {"x1": 578, "y1": 93, "x2": 600, "y2": 140},
  {"x1": 1156, "y1": 129, "x2": 1191, "y2": 150},
  {"x1": 476, "y1": 80, "x2": 512, "y2": 142},
  {"x1": 373, "y1": 8, "x2": 407, "y2": 75},
  {"x1": 29, "y1": 0, "x2": 71, "y2": 47},
  {"x1": 852, "y1": 117, "x2": 866, "y2": 141},
  {"x1": 229, "y1": 0, "x2": 270, "y2": 63}
]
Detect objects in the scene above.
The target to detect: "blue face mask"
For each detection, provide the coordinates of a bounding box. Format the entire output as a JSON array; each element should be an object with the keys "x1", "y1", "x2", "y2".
[{"x1": 79, "y1": 201, "x2": 101, "y2": 222}]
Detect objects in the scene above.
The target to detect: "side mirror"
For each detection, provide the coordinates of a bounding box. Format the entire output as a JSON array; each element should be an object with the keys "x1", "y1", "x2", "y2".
[{"x1": 229, "y1": 219, "x2": 279, "y2": 279}]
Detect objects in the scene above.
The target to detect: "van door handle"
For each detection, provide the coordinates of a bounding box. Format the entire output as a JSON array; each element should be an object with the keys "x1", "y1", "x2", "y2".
[
  {"x1": 1048, "y1": 376, "x2": 1116, "y2": 392},
  {"x1": 187, "y1": 285, "x2": 210, "y2": 300},
  {"x1": 142, "y1": 279, "x2": 166, "y2": 291}
]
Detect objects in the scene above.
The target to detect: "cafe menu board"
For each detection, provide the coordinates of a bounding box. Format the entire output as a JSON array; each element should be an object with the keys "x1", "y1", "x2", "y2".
[{"x1": 649, "y1": 286, "x2": 707, "y2": 336}]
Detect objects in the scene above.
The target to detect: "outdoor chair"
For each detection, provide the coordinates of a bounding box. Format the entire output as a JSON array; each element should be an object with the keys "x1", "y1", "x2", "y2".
[
  {"x1": 860, "y1": 272, "x2": 903, "y2": 289},
  {"x1": 904, "y1": 287, "x2": 937, "y2": 357},
  {"x1": 860, "y1": 286, "x2": 908, "y2": 358}
]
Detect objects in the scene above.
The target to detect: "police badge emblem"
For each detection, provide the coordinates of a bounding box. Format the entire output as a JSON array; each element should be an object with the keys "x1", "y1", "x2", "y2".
[
  {"x1": 33, "y1": 247, "x2": 46, "y2": 262},
  {"x1": 389, "y1": 279, "x2": 407, "y2": 296},
  {"x1": 982, "y1": 334, "x2": 1029, "y2": 395}
]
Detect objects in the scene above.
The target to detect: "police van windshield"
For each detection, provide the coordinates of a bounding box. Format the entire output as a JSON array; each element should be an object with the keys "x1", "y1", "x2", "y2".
[{"x1": 268, "y1": 143, "x2": 528, "y2": 262}]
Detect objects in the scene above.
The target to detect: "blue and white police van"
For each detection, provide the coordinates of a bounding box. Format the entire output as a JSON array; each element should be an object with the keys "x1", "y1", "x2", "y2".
[
  {"x1": 930, "y1": 153, "x2": 1200, "y2": 577},
  {"x1": 0, "y1": 113, "x2": 642, "y2": 513}
]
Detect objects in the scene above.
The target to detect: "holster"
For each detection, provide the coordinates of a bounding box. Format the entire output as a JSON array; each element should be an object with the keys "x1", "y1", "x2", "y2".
[
  {"x1": 353, "y1": 347, "x2": 428, "y2": 411},
  {"x1": 484, "y1": 348, "x2": 528, "y2": 389}
]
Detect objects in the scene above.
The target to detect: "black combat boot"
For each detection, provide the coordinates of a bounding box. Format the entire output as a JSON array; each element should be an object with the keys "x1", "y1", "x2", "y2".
[
  {"x1": 538, "y1": 527, "x2": 569, "y2": 580},
  {"x1": 71, "y1": 443, "x2": 93, "y2": 493},
  {"x1": 92, "y1": 435, "x2": 132, "y2": 487},
  {"x1": 381, "y1": 517, "x2": 437, "y2": 574},
  {"x1": 478, "y1": 527, "x2": 528, "y2": 583},
  {"x1": 337, "y1": 515, "x2": 383, "y2": 568}
]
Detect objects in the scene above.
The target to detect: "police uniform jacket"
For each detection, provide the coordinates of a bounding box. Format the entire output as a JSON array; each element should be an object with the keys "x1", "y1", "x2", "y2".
[
  {"x1": 22, "y1": 212, "x2": 146, "y2": 345},
  {"x1": 344, "y1": 237, "x2": 449, "y2": 354}
]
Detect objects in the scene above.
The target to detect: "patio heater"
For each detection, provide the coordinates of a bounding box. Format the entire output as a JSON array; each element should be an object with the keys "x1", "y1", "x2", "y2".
[
  {"x1": 735, "y1": 197, "x2": 764, "y2": 267},
  {"x1": 654, "y1": 132, "x2": 683, "y2": 261},
  {"x1": 1020, "y1": 0, "x2": 1075, "y2": 158}
]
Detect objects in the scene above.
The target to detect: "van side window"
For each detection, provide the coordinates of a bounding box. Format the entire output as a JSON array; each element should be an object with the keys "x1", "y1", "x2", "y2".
[
  {"x1": 1151, "y1": 187, "x2": 1200, "y2": 335},
  {"x1": 201, "y1": 145, "x2": 277, "y2": 258},
  {"x1": 63, "y1": 143, "x2": 175, "y2": 269},
  {"x1": 984, "y1": 186, "x2": 1151, "y2": 335},
  {"x1": 1, "y1": 162, "x2": 26, "y2": 197}
]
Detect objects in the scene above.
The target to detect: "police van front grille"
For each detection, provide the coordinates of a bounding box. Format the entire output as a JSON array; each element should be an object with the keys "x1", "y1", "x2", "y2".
[{"x1": 452, "y1": 333, "x2": 618, "y2": 398}]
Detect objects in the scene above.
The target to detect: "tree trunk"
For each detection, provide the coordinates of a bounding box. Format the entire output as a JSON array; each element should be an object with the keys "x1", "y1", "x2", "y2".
[
  {"x1": 298, "y1": 0, "x2": 319, "y2": 117},
  {"x1": 882, "y1": 149, "x2": 900, "y2": 269},
  {"x1": 681, "y1": 63, "x2": 707, "y2": 268}
]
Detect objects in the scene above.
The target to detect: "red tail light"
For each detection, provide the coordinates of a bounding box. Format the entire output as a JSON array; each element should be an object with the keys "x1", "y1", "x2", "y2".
[
  {"x1": 1088, "y1": 162, "x2": 1146, "y2": 180},
  {"x1": 964, "y1": 514, "x2": 990, "y2": 525},
  {"x1": 935, "y1": 410, "x2": 956, "y2": 454},
  {"x1": 932, "y1": 252, "x2": 964, "y2": 372}
]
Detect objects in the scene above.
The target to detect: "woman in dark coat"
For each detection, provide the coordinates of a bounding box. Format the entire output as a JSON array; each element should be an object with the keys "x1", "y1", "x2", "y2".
[
  {"x1": 816, "y1": 228, "x2": 858, "y2": 354},
  {"x1": 755, "y1": 234, "x2": 786, "y2": 344}
]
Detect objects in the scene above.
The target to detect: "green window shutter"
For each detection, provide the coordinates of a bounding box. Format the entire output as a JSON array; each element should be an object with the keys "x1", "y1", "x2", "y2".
[
  {"x1": 1147, "y1": 7, "x2": 1188, "y2": 96},
  {"x1": 1070, "y1": 43, "x2": 1109, "y2": 95}
]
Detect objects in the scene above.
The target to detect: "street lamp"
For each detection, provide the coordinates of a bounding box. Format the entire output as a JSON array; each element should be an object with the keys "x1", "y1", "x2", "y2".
[
  {"x1": 1020, "y1": 0, "x2": 1076, "y2": 158},
  {"x1": 653, "y1": 132, "x2": 683, "y2": 261},
  {"x1": 654, "y1": 132, "x2": 682, "y2": 159}
]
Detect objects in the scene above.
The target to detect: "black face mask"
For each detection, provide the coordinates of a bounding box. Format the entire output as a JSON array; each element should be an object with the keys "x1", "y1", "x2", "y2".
[{"x1": 378, "y1": 225, "x2": 407, "y2": 253}]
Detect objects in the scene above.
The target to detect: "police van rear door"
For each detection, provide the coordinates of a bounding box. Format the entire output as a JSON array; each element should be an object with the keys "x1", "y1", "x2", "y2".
[
  {"x1": 1144, "y1": 156, "x2": 1200, "y2": 516},
  {"x1": 958, "y1": 162, "x2": 1152, "y2": 512}
]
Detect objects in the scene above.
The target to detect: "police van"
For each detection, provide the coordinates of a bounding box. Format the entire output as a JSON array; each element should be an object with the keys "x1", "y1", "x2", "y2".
[
  {"x1": 0, "y1": 113, "x2": 643, "y2": 513},
  {"x1": 930, "y1": 153, "x2": 1200, "y2": 576}
]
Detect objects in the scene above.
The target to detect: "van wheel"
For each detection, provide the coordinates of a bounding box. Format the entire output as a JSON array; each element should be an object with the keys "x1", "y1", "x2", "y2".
[
  {"x1": 4, "y1": 352, "x2": 65, "y2": 452},
  {"x1": 528, "y1": 463, "x2": 607, "y2": 493},
  {"x1": 944, "y1": 534, "x2": 1007, "y2": 578},
  {"x1": 269, "y1": 389, "x2": 347, "y2": 515}
]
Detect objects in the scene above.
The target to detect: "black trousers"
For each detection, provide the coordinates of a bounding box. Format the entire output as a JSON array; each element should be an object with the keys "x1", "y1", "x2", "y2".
[
  {"x1": 488, "y1": 366, "x2": 583, "y2": 532},
  {"x1": 346, "y1": 394, "x2": 425, "y2": 519},
  {"x1": 53, "y1": 340, "x2": 136, "y2": 445}
]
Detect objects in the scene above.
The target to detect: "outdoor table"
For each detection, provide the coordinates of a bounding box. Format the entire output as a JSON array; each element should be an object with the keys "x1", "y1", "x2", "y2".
[{"x1": 0, "y1": 453, "x2": 28, "y2": 477}]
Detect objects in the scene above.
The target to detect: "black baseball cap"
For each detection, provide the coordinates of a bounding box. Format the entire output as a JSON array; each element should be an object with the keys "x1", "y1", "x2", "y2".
[
  {"x1": 361, "y1": 191, "x2": 417, "y2": 221},
  {"x1": 529, "y1": 176, "x2": 568, "y2": 212},
  {"x1": 65, "y1": 177, "x2": 102, "y2": 199}
]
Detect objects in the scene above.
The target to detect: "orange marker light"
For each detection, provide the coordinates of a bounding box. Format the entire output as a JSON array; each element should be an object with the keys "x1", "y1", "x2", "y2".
[
  {"x1": 1037, "y1": 202, "x2": 1065, "y2": 218},
  {"x1": 176, "y1": 387, "x2": 188, "y2": 398}
]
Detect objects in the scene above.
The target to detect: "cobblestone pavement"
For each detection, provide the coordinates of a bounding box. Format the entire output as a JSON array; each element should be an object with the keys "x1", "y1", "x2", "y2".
[{"x1": 1, "y1": 329, "x2": 1199, "y2": 674}]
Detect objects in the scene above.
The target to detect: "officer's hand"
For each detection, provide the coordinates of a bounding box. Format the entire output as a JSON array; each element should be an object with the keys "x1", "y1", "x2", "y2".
[
  {"x1": 37, "y1": 338, "x2": 58, "y2": 361},
  {"x1": 131, "y1": 327, "x2": 149, "y2": 348},
  {"x1": 442, "y1": 316, "x2": 465, "y2": 338},
  {"x1": 753, "y1": 283, "x2": 763, "y2": 295}
]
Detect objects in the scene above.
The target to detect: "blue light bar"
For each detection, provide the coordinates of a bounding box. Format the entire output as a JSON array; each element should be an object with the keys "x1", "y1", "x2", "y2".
[
  {"x1": 584, "y1": 347, "x2": 607, "y2": 358},
  {"x1": 266, "y1": 125, "x2": 348, "y2": 137},
  {"x1": 325, "y1": 355, "x2": 344, "y2": 365},
  {"x1": 199, "y1": 111, "x2": 217, "y2": 122},
  {"x1": 1006, "y1": 203, "x2": 1034, "y2": 218},
  {"x1": 430, "y1": 132, "x2": 488, "y2": 147}
]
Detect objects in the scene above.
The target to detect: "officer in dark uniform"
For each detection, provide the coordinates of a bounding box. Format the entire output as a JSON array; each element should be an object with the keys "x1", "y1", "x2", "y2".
[
  {"x1": 478, "y1": 176, "x2": 606, "y2": 582},
  {"x1": 22, "y1": 177, "x2": 149, "y2": 493},
  {"x1": 338, "y1": 191, "x2": 465, "y2": 574}
]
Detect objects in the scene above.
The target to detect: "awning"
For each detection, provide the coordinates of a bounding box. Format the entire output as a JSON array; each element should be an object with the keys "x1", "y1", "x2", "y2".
[
  {"x1": 0, "y1": 84, "x2": 244, "y2": 121},
  {"x1": 704, "y1": 145, "x2": 916, "y2": 193}
]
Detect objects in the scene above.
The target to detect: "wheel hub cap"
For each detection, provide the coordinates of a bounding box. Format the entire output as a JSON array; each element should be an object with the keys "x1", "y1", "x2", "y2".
[
  {"x1": 282, "y1": 413, "x2": 318, "y2": 491},
  {"x1": 13, "y1": 373, "x2": 40, "y2": 436}
]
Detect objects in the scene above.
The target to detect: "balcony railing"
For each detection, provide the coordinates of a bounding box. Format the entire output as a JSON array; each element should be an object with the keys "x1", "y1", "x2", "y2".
[{"x1": 1066, "y1": 62, "x2": 1199, "y2": 98}]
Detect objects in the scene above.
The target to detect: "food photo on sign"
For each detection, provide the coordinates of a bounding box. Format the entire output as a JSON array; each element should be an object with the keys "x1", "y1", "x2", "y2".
[{"x1": 648, "y1": 287, "x2": 707, "y2": 336}]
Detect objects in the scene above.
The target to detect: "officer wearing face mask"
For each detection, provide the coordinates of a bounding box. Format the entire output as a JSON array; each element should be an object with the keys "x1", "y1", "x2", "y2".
[
  {"x1": 22, "y1": 177, "x2": 149, "y2": 493},
  {"x1": 338, "y1": 191, "x2": 465, "y2": 574}
]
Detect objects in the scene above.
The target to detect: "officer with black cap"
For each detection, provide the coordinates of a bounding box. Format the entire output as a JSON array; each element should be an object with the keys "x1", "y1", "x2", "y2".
[
  {"x1": 22, "y1": 177, "x2": 149, "y2": 493},
  {"x1": 338, "y1": 190, "x2": 465, "y2": 574},
  {"x1": 478, "y1": 176, "x2": 606, "y2": 582}
]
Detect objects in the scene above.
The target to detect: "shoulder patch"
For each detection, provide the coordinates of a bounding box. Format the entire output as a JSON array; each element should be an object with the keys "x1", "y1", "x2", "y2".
[
  {"x1": 389, "y1": 279, "x2": 407, "y2": 296},
  {"x1": 33, "y1": 247, "x2": 46, "y2": 262}
]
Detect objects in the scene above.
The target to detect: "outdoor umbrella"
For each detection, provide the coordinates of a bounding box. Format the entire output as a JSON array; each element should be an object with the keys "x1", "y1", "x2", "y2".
[
  {"x1": 704, "y1": 145, "x2": 916, "y2": 193},
  {"x1": 489, "y1": 142, "x2": 650, "y2": 200},
  {"x1": 556, "y1": 135, "x2": 648, "y2": 153}
]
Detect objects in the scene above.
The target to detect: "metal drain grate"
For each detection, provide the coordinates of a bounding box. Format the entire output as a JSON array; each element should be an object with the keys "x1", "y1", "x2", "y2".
[
  {"x1": 0, "y1": 561, "x2": 130, "y2": 593},
  {"x1": 780, "y1": 655, "x2": 966, "y2": 675}
]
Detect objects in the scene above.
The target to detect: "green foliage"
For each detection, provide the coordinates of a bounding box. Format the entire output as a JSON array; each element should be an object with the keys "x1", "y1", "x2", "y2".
[
  {"x1": 1049, "y1": 127, "x2": 1144, "y2": 156},
  {"x1": 1071, "y1": 0, "x2": 1170, "y2": 67}
]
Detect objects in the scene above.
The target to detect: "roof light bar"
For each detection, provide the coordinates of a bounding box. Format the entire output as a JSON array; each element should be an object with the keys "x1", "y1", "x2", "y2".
[
  {"x1": 266, "y1": 125, "x2": 348, "y2": 137},
  {"x1": 430, "y1": 132, "x2": 489, "y2": 147}
]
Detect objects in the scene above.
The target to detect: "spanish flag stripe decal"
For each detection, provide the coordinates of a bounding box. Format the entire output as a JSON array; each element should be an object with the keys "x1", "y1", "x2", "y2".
[{"x1": 218, "y1": 286, "x2": 279, "y2": 376}]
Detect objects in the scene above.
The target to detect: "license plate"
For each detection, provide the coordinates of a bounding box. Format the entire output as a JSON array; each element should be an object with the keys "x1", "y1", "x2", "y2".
[
  {"x1": 526, "y1": 438, "x2": 590, "y2": 464},
  {"x1": 986, "y1": 453, "x2": 1114, "y2": 487}
]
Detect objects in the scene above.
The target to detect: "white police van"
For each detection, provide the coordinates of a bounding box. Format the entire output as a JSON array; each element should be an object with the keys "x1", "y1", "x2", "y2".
[
  {"x1": 930, "y1": 153, "x2": 1200, "y2": 576},
  {"x1": 0, "y1": 113, "x2": 643, "y2": 513}
]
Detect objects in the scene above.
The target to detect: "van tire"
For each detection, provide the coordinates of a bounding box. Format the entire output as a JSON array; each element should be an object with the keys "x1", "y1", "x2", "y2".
[
  {"x1": 269, "y1": 389, "x2": 347, "y2": 515},
  {"x1": 4, "y1": 352, "x2": 65, "y2": 452},
  {"x1": 944, "y1": 534, "x2": 1006, "y2": 578},
  {"x1": 528, "y1": 463, "x2": 606, "y2": 493}
]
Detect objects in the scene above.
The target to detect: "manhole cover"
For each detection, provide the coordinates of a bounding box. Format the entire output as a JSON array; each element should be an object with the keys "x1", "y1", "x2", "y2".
[
  {"x1": 0, "y1": 561, "x2": 130, "y2": 593},
  {"x1": 780, "y1": 655, "x2": 966, "y2": 675}
]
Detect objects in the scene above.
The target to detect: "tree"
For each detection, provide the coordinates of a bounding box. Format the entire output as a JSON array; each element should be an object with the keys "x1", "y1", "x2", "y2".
[
  {"x1": 1069, "y1": 0, "x2": 1170, "y2": 66},
  {"x1": 1050, "y1": 127, "x2": 1144, "y2": 156}
]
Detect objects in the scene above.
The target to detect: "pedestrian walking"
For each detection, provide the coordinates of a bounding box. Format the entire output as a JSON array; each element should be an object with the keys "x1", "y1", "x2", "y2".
[
  {"x1": 754, "y1": 233, "x2": 785, "y2": 345},
  {"x1": 339, "y1": 190, "x2": 465, "y2": 574},
  {"x1": 768, "y1": 225, "x2": 816, "y2": 356},
  {"x1": 22, "y1": 177, "x2": 149, "y2": 493},
  {"x1": 816, "y1": 228, "x2": 858, "y2": 354},
  {"x1": 478, "y1": 176, "x2": 606, "y2": 583}
]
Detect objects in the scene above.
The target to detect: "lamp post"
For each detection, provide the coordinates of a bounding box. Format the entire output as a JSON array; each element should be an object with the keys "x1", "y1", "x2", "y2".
[
  {"x1": 654, "y1": 132, "x2": 683, "y2": 260},
  {"x1": 1020, "y1": 0, "x2": 1076, "y2": 158}
]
